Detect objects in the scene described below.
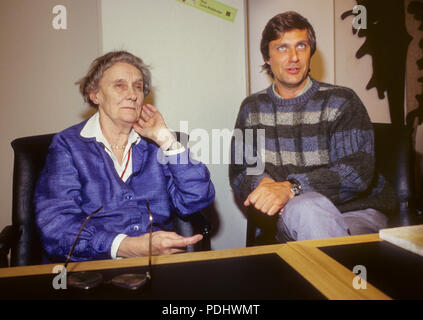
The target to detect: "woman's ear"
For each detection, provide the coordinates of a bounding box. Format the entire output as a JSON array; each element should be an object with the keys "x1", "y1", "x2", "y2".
[{"x1": 89, "y1": 92, "x2": 99, "y2": 105}]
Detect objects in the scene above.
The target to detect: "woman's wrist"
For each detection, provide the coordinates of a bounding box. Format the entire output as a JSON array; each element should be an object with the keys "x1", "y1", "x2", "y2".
[
  {"x1": 116, "y1": 235, "x2": 148, "y2": 258},
  {"x1": 155, "y1": 128, "x2": 177, "y2": 151}
]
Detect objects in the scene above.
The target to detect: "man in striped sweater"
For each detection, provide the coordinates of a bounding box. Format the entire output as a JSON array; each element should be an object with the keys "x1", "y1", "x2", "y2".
[{"x1": 229, "y1": 11, "x2": 397, "y2": 242}]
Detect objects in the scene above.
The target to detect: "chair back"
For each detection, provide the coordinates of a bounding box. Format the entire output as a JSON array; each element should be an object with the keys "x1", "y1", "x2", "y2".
[
  {"x1": 11, "y1": 134, "x2": 55, "y2": 266},
  {"x1": 372, "y1": 123, "x2": 416, "y2": 226}
]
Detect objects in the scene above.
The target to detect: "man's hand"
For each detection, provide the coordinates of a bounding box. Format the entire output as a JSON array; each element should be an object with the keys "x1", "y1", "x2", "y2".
[
  {"x1": 117, "y1": 231, "x2": 203, "y2": 258},
  {"x1": 244, "y1": 177, "x2": 294, "y2": 216},
  {"x1": 133, "y1": 104, "x2": 176, "y2": 150}
]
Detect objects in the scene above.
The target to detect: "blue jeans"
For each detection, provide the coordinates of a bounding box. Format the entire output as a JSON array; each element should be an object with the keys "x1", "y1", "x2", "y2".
[{"x1": 276, "y1": 192, "x2": 388, "y2": 242}]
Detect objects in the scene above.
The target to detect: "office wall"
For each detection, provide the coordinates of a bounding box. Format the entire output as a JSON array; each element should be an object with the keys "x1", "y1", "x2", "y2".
[
  {"x1": 0, "y1": 1, "x2": 100, "y2": 235},
  {"x1": 101, "y1": 0, "x2": 248, "y2": 250}
]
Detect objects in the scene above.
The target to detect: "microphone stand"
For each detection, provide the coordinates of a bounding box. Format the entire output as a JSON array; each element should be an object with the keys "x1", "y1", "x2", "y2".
[
  {"x1": 66, "y1": 206, "x2": 104, "y2": 290},
  {"x1": 64, "y1": 201, "x2": 154, "y2": 291},
  {"x1": 146, "y1": 200, "x2": 153, "y2": 280},
  {"x1": 110, "y1": 200, "x2": 153, "y2": 290}
]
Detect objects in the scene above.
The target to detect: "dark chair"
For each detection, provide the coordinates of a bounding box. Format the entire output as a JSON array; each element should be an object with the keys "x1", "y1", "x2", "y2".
[
  {"x1": 246, "y1": 123, "x2": 423, "y2": 247},
  {"x1": 0, "y1": 133, "x2": 211, "y2": 267}
]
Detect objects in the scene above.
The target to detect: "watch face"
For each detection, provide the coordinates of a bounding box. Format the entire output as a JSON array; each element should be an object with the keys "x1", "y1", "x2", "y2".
[{"x1": 288, "y1": 179, "x2": 302, "y2": 196}]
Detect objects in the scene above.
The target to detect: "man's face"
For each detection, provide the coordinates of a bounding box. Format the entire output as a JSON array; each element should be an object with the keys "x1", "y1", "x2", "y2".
[{"x1": 266, "y1": 28, "x2": 312, "y2": 97}]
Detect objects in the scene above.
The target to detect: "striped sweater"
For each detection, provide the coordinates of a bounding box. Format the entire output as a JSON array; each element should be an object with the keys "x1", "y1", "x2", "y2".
[{"x1": 229, "y1": 78, "x2": 397, "y2": 215}]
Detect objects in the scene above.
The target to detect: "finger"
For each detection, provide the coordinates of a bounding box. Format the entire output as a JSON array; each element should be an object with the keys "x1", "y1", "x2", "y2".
[
  {"x1": 248, "y1": 190, "x2": 261, "y2": 205},
  {"x1": 254, "y1": 194, "x2": 266, "y2": 211},
  {"x1": 254, "y1": 191, "x2": 272, "y2": 212},
  {"x1": 162, "y1": 232, "x2": 185, "y2": 240},
  {"x1": 243, "y1": 197, "x2": 250, "y2": 207},
  {"x1": 190, "y1": 234, "x2": 203, "y2": 243},
  {"x1": 136, "y1": 118, "x2": 147, "y2": 128},
  {"x1": 260, "y1": 196, "x2": 274, "y2": 214},
  {"x1": 133, "y1": 123, "x2": 143, "y2": 133},
  {"x1": 140, "y1": 109, "x2": 151, "y2": 122},
  {"x1": 167, "y1": 248, "x2": 186, "y2": 255},
  {"x1": 145, "y1": 104, "x2": 158, "y2": 112},
  {"x1": 142, "y1": 104, "x2": 155, "y2": 117},
  {"x1": 268, "y1": 204, "x2": 282, "y2": 216},
  {"x1": 162, "y1": 236, "x2": 199, "y2": 249},
  {"x1": 178, "y1": 234, "x2": 203, "y2": 244}
]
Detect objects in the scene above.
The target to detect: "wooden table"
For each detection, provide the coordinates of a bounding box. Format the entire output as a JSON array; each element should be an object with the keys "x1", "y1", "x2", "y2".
[{"x1": 0, "y1": 233, "x2": 421, "y2": 300}]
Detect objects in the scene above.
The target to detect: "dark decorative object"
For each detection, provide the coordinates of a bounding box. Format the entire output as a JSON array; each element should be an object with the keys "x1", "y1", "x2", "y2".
[
  {"x1": 341, "y1": 0, "x2": 413, "y2": 127},
  {"x1": 406, "y1": 1, "x2": 423, "y2": 126}
]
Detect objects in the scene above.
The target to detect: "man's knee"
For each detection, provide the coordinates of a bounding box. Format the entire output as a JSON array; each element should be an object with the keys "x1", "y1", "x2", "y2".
[{"x1": 284, "y1": 192, "x2": 335, "y2": 218}]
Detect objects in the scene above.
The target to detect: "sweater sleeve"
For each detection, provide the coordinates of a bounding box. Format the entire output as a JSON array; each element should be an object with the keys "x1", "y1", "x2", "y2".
[
  {"x1": 34, "y1": 135, "x2": 118, "y2": 262},
  {"x1": 287, "y1": 93, "x2": 377, "y2": 206},
  {"x1": 229, "y1": 100, "x2": 271, "y2": 201}
]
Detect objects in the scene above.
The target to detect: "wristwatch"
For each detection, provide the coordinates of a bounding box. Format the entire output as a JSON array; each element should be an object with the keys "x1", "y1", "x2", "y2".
[{"x1": 288, "y1": 179, "x2": 302, "y2": 196}]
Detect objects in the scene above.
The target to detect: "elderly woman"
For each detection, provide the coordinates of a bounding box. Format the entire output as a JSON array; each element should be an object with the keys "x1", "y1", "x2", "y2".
[{"x1": 34, "y1": 51, "x2": 215, "y2": 262}]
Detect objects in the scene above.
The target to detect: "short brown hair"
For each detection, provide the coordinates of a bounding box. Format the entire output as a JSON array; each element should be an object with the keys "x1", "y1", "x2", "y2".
[
  {"x1": 76, "y1": 51, "x2": 151, "y2": 108},
  {"x1": 260, "y1": 11, "x2": 316, "y2": 78}
]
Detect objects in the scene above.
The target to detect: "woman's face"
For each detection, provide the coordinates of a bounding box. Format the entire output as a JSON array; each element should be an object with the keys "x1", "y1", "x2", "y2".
[{"x1": 90, "y1": 62, "x2": 144, "y2": 128}]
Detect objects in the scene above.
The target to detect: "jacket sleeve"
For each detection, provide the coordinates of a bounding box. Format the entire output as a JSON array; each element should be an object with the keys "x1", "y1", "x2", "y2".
[
  {"x1": 34, "y1": 135, "x2": 118, "y2": 262},
  {"x1": 160, "y1": 149, "x2": 215, "y2": 216}
]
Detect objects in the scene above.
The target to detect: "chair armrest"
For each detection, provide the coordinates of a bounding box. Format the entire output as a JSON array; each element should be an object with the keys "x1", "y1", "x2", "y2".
[
  {"x1": 246, "y1": 207, "x2": 278, "y2": 247},
  {"x1": 0, "y1": 225, "x2": 20, "y2": 267}
]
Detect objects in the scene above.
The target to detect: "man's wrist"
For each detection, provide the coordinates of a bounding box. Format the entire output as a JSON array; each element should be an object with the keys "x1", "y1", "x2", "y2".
[{"x1": 258, "y1": 177, "x2": 275, "y2": 186}]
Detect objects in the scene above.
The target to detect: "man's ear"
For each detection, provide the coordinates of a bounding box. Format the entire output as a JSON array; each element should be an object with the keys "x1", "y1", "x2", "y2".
[{"x1": 89, "y1": 92, "x2": 99, "y2": 105}]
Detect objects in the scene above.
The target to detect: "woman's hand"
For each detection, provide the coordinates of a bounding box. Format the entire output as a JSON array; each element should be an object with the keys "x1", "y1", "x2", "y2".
[
  {"x1": 133, "y1": 104, "x2": 176, "y2": 150},
  {"x1": 117, "y1": 231, "x2": 203, "y2": 258}
]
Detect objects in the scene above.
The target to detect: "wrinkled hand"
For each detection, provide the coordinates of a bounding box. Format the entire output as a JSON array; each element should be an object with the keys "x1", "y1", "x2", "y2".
[
  {"x1": 244, "y1": 177, "x2": 294, "y2": 216},
  {"x1": 117, "y1": 231, "x2": 203, "y2": 258},
  {"x1": 133, "y1": 104, "x2": 175, "y2": 150}
]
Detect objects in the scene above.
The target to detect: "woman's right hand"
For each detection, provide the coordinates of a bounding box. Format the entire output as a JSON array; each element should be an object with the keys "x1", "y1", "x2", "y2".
[{"x1": 116, "y1": 231, "x2": 203, "y2": 258}]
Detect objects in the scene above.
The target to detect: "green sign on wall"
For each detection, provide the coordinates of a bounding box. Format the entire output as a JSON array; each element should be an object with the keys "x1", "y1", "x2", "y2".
[{"x1": 176, "y1": 0, "x2": 237, "y2": 22}]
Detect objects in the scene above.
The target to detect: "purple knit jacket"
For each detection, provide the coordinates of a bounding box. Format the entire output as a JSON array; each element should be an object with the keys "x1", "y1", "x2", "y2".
[{"x1": 34, "y1": 120, "x2": 215, "y2": 262}]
